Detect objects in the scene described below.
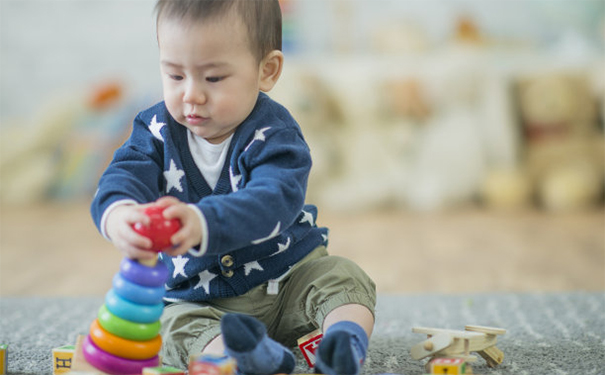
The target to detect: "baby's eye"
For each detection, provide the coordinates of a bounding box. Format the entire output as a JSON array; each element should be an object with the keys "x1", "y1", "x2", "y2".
[
  {"x1": 206, "y1": 76, "x2": 224, "y2": 83},
  {"x1": 169, "y1": 74, "x2": 183, "y2": 81}
]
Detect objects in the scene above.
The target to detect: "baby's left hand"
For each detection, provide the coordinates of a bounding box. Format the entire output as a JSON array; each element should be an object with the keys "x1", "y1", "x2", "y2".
[{"x1": 155, "y1": 196, "x2": 203, "y2": 257}]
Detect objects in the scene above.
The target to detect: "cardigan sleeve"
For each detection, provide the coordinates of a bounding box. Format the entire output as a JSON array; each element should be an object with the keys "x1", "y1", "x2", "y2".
[
  {"x1": 195, "y1": 126, "x2": 311, "y2": 255},
  {"x1": 90, "y1": 112, "x2": 166, "y2": 233}
]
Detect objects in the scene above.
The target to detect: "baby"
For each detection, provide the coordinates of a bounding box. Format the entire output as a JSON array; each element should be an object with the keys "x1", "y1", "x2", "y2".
[{"x1": 90, "y1": 1, "x2": 376, "y2": 374}]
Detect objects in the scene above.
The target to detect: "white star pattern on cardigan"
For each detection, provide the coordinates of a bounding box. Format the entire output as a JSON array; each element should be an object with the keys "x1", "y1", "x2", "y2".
[
  {"x1": 149, "y1": 115, "x2": 166, "y2": 142},
  {"x1": 299, "y1": 210, "x2": 315, "y2": 226},
  {"x1": 172, "y1": 255, "x2": 189, "y2": 279},
  {"x1": 229, "y1": 166, "x2": 242, "y2": 192},
  {"x1": 251, "y1": 222, "x2": 281, "y2": 244},
  {"x1": 244, "y1": 126, "x2": 271, "y2": 152},
  {"x1": 164, "y1": 159, "x2": 185, "y2": 193},
  {"x1": 272, "y1": 237, "x2": 291, "y2": 256},
  {"x1": 244, "y1": 261, "x2": 264, "y2": 276},
  {"x1": 194, "y1": 270, "x2": 217, "y2": 294}
]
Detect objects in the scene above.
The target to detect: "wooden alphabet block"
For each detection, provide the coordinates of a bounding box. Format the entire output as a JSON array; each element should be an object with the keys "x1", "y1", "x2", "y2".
[
  {"x1": 53, "y1": 345, "x2": 76, "y2": 374},
  {"x1": 189, "y1": 354, "x2": 236, "y2": 375},
  {"x1": 429, "y1": 358, "x2": 469, "y2": 374},
  {"x1": 297, "y1": 329, "x2": 323, "y2": 368},
  {"x1": 143, "y1": 366, "x2": 186, "y2": 374},
  {"x1": 68, "y1": 335, "x2": 111, "y2": 374},
  {"x1": 0, "y1": 344, "x2": 7, "y2": 375}
]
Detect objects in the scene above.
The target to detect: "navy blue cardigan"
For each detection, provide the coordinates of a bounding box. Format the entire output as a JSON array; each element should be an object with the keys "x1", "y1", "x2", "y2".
[{"x1": 91, "y1": 93, "x2": 329, "y2": 302}]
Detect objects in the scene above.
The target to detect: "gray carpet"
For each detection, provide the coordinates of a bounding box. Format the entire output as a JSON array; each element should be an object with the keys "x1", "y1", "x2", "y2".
[{"x1": 1, "y1": 293, "x2": 604, "y2": 375}]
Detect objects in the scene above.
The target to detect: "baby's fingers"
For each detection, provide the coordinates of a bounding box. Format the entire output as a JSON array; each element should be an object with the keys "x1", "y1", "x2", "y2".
[
  {"x1": 162, "y1": 243, "x2": 190, "y2": 258},
  {"x1": 124, "y1": 226, "x2": 153, "y2": 250},
  {"x1": 155, "y1": 196, "x2": 180, "y2": 209}
]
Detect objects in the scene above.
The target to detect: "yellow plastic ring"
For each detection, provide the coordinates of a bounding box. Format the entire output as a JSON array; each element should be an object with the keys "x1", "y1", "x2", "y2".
[{"x1": 89, "y1": 319, "x2": 162, "y2": 360}]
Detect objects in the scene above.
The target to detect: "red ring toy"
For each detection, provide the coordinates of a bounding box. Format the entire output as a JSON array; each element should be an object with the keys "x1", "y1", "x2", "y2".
[
  {"x1": 89, "y1": 319, "x2": 161, "y2": 360},
  {"x1": 82, "y1": 334, "x2": 159, "y2": 374}
]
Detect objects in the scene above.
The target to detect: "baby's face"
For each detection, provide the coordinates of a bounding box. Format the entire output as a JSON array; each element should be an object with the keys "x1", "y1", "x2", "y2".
[{"x1": 158, "y1": 11, "x2": 261, "y2": 144}]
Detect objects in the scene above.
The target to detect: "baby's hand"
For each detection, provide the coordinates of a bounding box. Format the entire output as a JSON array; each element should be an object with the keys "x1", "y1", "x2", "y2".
[
  {"x1": 105, "y1": 204, "x2": 156, "y2": 260},
  {"x1": 155, "y1": 196, "x2": 203, "y2": 257}
]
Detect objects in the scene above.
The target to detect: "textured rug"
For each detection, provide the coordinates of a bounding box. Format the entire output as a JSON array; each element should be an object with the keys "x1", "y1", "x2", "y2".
[{"x1": 1, "y1": 293, "x2": 603, "y2": 375}]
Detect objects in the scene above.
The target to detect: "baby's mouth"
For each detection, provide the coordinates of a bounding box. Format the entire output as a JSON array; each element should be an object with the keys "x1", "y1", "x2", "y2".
[{"x1": 186, "y1": 114, "x2": 207, "y2": 125}]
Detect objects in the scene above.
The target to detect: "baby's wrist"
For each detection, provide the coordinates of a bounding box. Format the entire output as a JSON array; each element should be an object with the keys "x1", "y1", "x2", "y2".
[
  {"x1": 187, "y1": 204, "x2": 208, "y2": 257},
  {"x1": 100, "y1": 199, "x2": 137, "y2": 240}
]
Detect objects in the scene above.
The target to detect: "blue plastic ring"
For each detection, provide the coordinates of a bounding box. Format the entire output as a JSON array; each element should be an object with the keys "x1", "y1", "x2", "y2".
[
  {"x1": 119, "y1": 257, "x2": 169, "y2": 287},
  {"x1": 112, "y1": 273, "x2": 165, "y2": 306},
  {"x1": 105, "y1": 289, "x2": 164, "y2": 324}
]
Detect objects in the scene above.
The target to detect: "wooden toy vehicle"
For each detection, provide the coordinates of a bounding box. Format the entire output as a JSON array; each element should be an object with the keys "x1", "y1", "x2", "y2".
[{"x1": 410, "y1": 325, "x2": 506, "y2": 368}]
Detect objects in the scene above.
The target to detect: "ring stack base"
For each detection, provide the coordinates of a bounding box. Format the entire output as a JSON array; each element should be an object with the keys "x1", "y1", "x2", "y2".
[{"x1": 67, "y1": 335, "x2": 111, "y2": 374}]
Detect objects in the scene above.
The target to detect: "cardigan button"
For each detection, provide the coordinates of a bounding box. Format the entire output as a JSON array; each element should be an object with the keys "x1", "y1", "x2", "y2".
[
  {"x1": 221, "y1": 255, "x2": 234, "y2": 268},
  {"x1": 222, "y1": 270, "x2": 234, "y2": 278}
]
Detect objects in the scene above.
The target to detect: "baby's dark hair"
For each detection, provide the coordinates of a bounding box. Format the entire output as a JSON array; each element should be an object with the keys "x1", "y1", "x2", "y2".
[{"x1": 155, "y1": 0, "x2": 282, "y2": 62}]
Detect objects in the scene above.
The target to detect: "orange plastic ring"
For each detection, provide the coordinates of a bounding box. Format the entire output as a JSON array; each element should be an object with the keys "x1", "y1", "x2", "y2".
[{"x1": 89, "y1": 319, "x2": 162, "y2": 360}]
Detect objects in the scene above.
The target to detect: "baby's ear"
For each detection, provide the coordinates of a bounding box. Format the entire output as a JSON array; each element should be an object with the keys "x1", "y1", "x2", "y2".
[{"x1": 259, "y1": 50, "x2": 284, "y2": 92}]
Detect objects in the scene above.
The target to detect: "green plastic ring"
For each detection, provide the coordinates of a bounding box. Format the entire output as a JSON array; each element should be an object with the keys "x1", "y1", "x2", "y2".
[{"x1": 97, "y1": 304, "x2": 161, "y2": 341}]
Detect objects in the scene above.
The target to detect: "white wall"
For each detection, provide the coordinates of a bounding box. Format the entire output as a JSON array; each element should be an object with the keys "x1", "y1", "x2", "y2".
[
  {"x1": 1, "y1": 0, "x2": 602, "y2": 125},
  {"x1": 0, "y1": 0, "x2": 161, "y2": 125}
]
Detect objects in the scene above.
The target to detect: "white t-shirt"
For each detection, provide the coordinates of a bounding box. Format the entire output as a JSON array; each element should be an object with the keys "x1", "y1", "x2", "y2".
[{"x1": 187, "y1": 131, "x2": 233, "y2": 190}]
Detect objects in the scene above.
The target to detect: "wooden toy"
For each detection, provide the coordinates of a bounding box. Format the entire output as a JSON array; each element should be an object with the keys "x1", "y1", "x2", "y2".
[
  {"x1": 53, "y1": 345, "x2": 75, "y2": 374},
  {"x1": 297, "y1": 329, "x2": 323, "y2": 368},
  {"x1": 142, "y1": 366, "x2": 186, "y2": 374},
  {"x1": 428, "y1": 357, "x2": 469, "y2": 374},
  {"x1": 189, "y1": 354, "x2": 236, "y2": 375},
  {"x1": 0, "y1": 344, "x2": 7, "y2": 375},
  {"x1": 411, "y1": 325, "x2": 506, "y2": 368}
]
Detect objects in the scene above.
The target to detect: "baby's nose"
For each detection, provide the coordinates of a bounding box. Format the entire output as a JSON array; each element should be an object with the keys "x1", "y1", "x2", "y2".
[{"x1": 183, "y1": 82, "x2": 206, "y2": 104}]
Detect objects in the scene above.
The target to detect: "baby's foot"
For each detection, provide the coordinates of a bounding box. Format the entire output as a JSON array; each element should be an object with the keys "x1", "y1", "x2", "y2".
[
  {"x1": 314, "y1": 321, "x2": 368, "y2": 375},
  {"x1": 221, "y1": 313, "x2": 295, "y2": 375}
]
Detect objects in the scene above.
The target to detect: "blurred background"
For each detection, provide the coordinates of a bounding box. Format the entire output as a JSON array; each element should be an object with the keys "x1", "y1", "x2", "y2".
[{"x1": 1, "y1": 0, "x2": 603, "y2": 296}]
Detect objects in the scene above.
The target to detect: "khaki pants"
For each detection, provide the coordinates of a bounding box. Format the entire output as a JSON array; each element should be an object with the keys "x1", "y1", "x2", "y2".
[{"x1": 160, "y1": 246, "x2": 376, "y2": 368}]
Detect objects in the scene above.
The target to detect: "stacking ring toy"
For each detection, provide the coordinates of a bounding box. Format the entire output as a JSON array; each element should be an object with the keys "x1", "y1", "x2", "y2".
[
  {"x1": 97, "y1": 305, "x2": 161, "y2": 341},
  {"x1": 120, "y1": 257, "x2": 169, "y2": 287},
  {"x1": 105, "y1": 290, "x2": 164, "y2": 324},
  {"x1": 112, "y1": 273, "x2": 165, "y2": 305},
  {"x1": 82, "y1": 334, "x2": 159, "y2": 374},
  {"x1": 89, "y1": 319, "x2": 161, "y2": 360}
]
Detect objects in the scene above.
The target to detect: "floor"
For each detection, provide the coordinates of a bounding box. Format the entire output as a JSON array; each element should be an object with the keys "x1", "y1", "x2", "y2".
[{"x1": 0, "y1": 201, "x2": 603, "y2": 296}]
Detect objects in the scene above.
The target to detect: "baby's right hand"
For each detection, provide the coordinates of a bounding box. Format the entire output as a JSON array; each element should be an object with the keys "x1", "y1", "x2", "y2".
[{"x1": 105, "y1": 204, "x2": 156, "y2": 260}]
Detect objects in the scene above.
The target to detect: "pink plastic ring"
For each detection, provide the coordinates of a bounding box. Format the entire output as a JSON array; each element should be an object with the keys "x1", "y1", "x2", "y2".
[
  {"x1": 119, "y1": 257, "x2": 169, "y2": 287},
  {"x1": 82, "y1": 334, "x2": 159, "y2": 374}
]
